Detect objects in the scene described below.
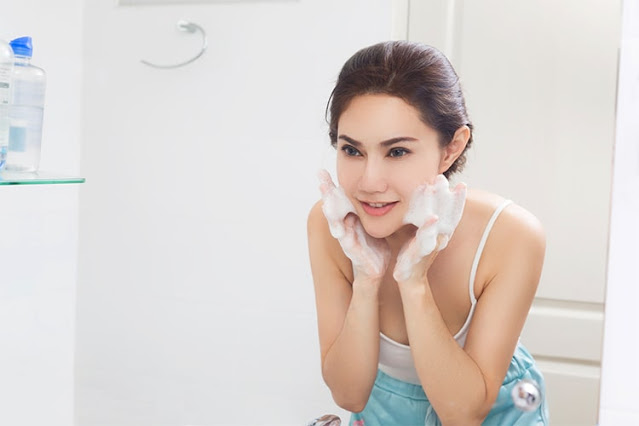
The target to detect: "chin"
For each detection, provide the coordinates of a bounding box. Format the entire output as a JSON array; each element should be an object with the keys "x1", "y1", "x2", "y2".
[
  {"x1": 366, "y1": 230, "x2": 393, "y2": 239},
  {"x1": 361, "y1": 221, "x2": 400, "y2": 240}
]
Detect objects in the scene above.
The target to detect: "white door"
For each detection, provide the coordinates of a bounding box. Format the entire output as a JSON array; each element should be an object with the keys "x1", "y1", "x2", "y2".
[{"x1": 397, "y1": 1, "x2": 621, "y2": 424}]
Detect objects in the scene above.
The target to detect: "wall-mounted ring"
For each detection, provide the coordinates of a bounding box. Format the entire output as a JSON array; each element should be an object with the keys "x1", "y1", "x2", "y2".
[{"x1": 141, "y1": 20, "x2": 207, "y2": 69}]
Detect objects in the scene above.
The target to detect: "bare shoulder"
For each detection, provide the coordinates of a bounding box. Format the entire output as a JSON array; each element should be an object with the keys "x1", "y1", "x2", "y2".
[
  {"x1": 307, "y1": 200, "x2": 334, "y2": 249},
  {"x1": 307, "y1": 200, "x2": 330, "y2": 233},
  {"x1": 307, "y1": 200, "x2": 353, "y2": 282},
  {"x1": 466, "y1": 189, "x2": 546, "y2": 289},
  {"x1": 466, "y1": 188, "x2": 545, "y2": 250},
  {"x1": 495, "y1": 200, "x2": 546, "y2": 256}
]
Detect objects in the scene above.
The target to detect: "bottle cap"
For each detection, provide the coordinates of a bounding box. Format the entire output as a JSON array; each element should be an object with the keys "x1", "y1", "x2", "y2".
[{"x1": 9, "y1": 37, "x2": 33, "y2": 58}]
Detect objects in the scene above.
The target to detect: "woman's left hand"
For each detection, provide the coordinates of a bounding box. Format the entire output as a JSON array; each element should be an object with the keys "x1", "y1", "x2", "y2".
[
  {"x1": 393, "y1": 176, "x2": 466, "y2": 283},
  {"x1": 393, "y1": 221, "x2": 445, "y2": 284}
]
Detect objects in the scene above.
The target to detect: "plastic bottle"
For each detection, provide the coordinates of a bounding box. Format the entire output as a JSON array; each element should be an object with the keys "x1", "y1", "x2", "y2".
[
  {"x1": 5, "y1": 36, "x2": 46, "y2": 172},
  {"x1": 0, "y1": 38, "x2": 13, "y2": 170}
]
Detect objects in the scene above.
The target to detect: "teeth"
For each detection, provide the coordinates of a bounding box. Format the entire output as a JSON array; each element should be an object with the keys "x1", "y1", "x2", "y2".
[{"x1": 368, "y1": 202, "x2": 387, "y2": 208}]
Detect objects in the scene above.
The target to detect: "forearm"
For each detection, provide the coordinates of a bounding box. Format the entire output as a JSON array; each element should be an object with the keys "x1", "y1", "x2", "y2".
[
  {"x1": 322, "y1": 278, "x2": 381, "y2": 412},
  {"x1": 400, "y1": 283, "x2": 489, "y2": 425}
]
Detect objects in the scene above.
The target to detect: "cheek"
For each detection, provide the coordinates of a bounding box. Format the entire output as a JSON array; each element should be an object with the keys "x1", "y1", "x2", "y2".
[
  {"x1": 335, "y1": 157, "x2": 346, "y2": 181},
  {"x1": 336, "y1": 161, "x2": 356, "y2": 192},
  {"x1": 393, "y1": 168, "x2": 438, "y2": 198},
  {"x1": 336, "y1": 155, "x2": 363, "y2": 183},
  {"x1": 416, "y1": 148, "x2": 445, "y2": 177}
]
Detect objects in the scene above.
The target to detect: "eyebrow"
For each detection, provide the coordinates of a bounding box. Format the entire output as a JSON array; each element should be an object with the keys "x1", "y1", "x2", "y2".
[{"x1": 338, "y1": 134, "x2": 418, "y2": 147}]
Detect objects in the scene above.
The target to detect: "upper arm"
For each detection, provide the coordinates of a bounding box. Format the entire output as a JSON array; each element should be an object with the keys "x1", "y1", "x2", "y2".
[
  {"x1": 462, "y1": 204, "x2": 546, "y2": 408},
  {"x1": 307, "y1": 200, "x2": 354, "y2": 364}
]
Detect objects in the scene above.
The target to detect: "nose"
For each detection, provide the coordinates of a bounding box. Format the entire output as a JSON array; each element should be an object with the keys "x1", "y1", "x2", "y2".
[{"x1": 358, "y1": 159, "x2": 388, "y2": 194}]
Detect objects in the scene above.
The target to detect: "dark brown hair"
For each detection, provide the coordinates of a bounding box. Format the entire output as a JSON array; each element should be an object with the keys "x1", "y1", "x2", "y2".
[{"x1": 327, "y1": 41, "x2": 473, "y2": 178}]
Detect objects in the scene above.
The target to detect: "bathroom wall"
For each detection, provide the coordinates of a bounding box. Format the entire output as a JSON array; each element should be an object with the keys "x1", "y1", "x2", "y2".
[
  {"x1": 599, "y1": 0, "x2": 639, "y2": 423},
  {"x1": 76, "y1": 1, "x2": 390, "y2": 425},
  {"x1": 0, "y1": 0, "x2": 84, "y2": 425},
  {"x1": 4, "y1": 1, "x2": 631, "y2": 425}
]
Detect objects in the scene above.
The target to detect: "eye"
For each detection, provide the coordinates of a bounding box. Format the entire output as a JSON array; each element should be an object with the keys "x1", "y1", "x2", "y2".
[
  {"x1": 341, "y1": 145, "x2": 362, "y2": 157},
  {"x1": 389, "y1": 147, "x2": 409, "y2": 158}
]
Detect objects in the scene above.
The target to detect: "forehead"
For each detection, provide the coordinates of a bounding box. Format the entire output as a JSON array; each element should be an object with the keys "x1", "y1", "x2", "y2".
[{"x1": 337, "y1": 94, "x2": 436, "y2": 143}]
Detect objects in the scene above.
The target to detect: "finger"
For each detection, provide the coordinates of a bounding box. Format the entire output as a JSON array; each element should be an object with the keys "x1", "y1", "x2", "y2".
[
  {"x1": 393, "y1": 237, "x2": 419, "y2": 282},
  {"x1": 423, "y1": 215, "x2": 438, "y2": 228},
  {"x1": 413, "y1": 233, "x2": 445, "y2": 271},
  {"x1": 453, "y1": 182, "x2": 467, "y2": 194},
  {"x1": 414, "y1": 214, "x2": 438, "y2": 241},
  {"x1": 317, "y1": 169, "x2": 336, "y2": 195},
  {"x1": 404, "y1": 236, "x2": 421, "y2": 262},
  {"x1": 339, "y1": 214, "x2": 360, "y2": 253},
  {"x1": 416, "y1": 221, "x2": 439, "y2": 257},
  {"x1": 344, "y1": 213, "x2": 357, "y2": 228},
  {"x1": 340, "y1": 219, "x2": 356, "y2": 254},
  {"x1": 329, "y1": 220, "x2": 345, "y2": 239},
  {"x1": 451, "y1": 182, "x2": 467, "y2": 210},
  {"x1": 416, "y1": 245, "x2": 440, "y2": 271}
]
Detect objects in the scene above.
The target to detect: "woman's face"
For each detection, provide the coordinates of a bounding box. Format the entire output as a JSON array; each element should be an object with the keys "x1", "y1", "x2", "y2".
[{"x1": 336, "y1": 94, "x2": 445, "y2": 239}]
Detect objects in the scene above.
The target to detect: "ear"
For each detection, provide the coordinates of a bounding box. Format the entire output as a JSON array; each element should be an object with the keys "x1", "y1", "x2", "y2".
[{"x1": 438, "y1": 125, "x2": 470, "y2": 174}]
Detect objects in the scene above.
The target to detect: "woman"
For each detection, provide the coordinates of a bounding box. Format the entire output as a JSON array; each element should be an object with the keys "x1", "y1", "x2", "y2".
[{"x1": 307, "y1": 41, "x2": 549, "y2": 425}]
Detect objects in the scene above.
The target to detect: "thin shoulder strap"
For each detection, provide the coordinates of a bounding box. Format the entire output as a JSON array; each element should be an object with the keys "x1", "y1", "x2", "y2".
[{"x1": 468, "y1": 199, "x2": 513, "y2": 304}]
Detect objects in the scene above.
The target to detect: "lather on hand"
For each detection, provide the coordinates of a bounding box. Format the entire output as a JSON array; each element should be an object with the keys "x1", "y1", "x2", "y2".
[
  {"x1": 318, "y1": 169, "x2": 391, "y2": 280},
  {"x1": 393, "y1": 175, "x2": 467, "y2": 283}
]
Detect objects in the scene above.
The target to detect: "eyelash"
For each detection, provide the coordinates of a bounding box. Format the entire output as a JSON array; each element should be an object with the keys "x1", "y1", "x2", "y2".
[
  {"x1": 340, "y1": 145, "x2": 411, "y2": 158},
  {"x1": 389, "y1": 147, "x2": 409, "y2": 158},
  {"x1": 341, "y1": 145, "x2": 361, "y2": 156}
]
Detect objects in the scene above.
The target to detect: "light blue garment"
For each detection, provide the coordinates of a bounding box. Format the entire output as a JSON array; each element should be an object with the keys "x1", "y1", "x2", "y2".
[{"x1": 349, "y1": 344, "x2": 549, "y2": 426}]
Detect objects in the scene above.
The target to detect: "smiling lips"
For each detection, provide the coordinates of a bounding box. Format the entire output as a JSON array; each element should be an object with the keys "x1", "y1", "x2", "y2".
[{"x1": 360, "y1": 201, "x2": 398, "y2": 216}]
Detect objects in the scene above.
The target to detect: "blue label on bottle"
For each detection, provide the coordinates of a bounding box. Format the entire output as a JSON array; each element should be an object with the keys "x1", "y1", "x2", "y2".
[{"x1": 9, "y1": 125, "x2": 26, "y2": 152}]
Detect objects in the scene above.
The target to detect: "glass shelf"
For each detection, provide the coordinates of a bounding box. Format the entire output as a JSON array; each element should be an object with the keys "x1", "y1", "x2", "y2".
[{"x1": 0, "y1": 170, "x2": 85, "y2": 185}]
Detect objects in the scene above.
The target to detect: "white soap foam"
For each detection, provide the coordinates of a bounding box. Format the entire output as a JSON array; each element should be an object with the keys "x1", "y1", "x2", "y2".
[
  {"x1": 317, "y1": 169, "x2": 388, "y2": 277},
  {"x1": 394, "y1": 174, "x2": 467, "y2": 282},
  {"x1": 318, "y1": 169, "x2": 356, "y2": 239},
  {"x1": 317, "y1": 170, "x2": 466, "y2": 282}
]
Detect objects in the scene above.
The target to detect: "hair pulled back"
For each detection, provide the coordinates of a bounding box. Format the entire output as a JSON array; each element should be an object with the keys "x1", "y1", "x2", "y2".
[{"x1": 327, "y1": 41, "x2": 473, "y2": 178}]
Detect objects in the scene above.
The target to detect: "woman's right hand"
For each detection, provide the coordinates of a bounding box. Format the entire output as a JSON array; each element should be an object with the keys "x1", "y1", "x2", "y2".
[{"x1": 318, "y1": 169, "x2": 391, "y2": 281}]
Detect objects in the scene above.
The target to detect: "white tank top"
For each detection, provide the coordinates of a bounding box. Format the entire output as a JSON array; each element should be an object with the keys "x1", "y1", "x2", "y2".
[{"x1": 378, "y1": 200, "x2": 513, "y2": 385}]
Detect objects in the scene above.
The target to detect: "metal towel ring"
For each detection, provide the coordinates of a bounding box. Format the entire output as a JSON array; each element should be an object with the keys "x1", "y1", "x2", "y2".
[{"x1": 141, "y1": 20, "x2": 207, "y2": 69}]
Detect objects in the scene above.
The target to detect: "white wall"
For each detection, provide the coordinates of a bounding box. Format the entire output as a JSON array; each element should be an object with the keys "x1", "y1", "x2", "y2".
[
  {"x1": 0, "y1": 0, "x2": 84, "y2": 425},
  {"x1": 4, "y1": 2, "x2": 630, "y2": 425},
  {"x1": 599, "y1": 0, "x2": 639, "y2": 423},
  {"x1": 76, "y1": 1, "x2": 391, "y2": 425}
]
